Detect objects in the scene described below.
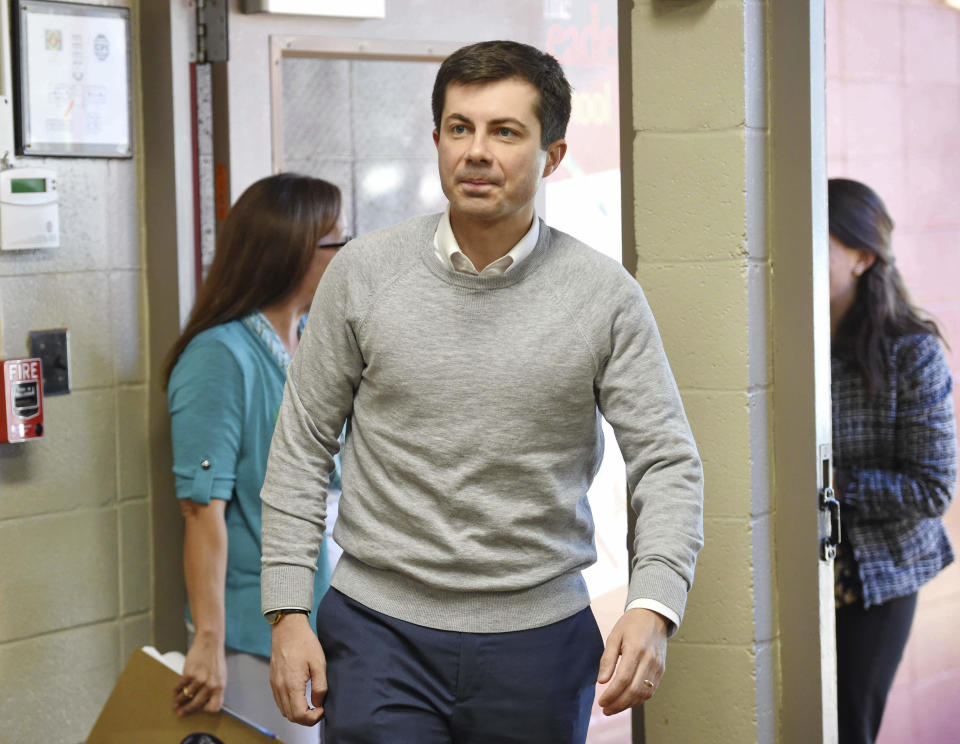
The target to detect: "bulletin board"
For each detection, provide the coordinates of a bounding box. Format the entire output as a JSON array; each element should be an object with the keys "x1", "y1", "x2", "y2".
[{"x1": 12, "y1": 1, "x2": 132, "y2": 158}]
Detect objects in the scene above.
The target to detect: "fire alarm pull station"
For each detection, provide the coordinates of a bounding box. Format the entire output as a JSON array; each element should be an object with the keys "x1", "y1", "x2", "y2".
[
  {"x1": 1, "y1": 358, "x2": 44, "y2": 443},
  {"x1": 0, "y1": 168, "x2": 59, "y2": 250}
]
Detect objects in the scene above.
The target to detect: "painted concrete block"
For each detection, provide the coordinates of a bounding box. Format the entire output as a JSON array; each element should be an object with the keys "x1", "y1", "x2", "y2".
[
  {"x1": 109, "y1": 271, "x2": 146, "y2": 384},
  {"x1": 633, "y1": 130, "x2": 747, "y2": 263},
  {"x1": 631, "y1": 0, "x2": 746, "y2": 131},
  {"x1": 0, "y1": 272, "x2": 114, "y2": 390},
  {"x1": 914, "y1": 542, "x2": 960, "y2": 604},
  {"x1": 106, "y1": 160, "x2": 141, "y2": 270},
  {"x1": 897, "y1": 230, "x2": 960, "y2": 306},
  {"x1": 117, "y1": 386, "x2": 149, "y2": 501},
  {"x1": 0, "y1": 623, "x2": 120, "y2": 744},
  {"x1": 905, "y1": 154, "x2": 960, "y2": 231},
  {"x1": 845, "y1": 81, "x2": 905, "y2": 159},
  {"x1": 673, "y1": 516, "x2": 755, "y2": 646},
  {"x1": 636, "y1": 261, "x2": 749, "y2": 391},
  {"x1": 0, "y1": 389, "x2": 117, "y2": 520},
  {"x1": 121, "y1": 613, "x2": 154, "y2": 665},
  {"x1": 826, "y1": 77, "x2": 847, "y2": 164},
  {"x1": 908, "y1": 593, "x2": 960, "y2": 682},
  {"x1": 644, "y1": 642, "x2": 757, "y2": 743},
  {"x1": 120, "y1": 500, "x2": 151, "y2": 615},
  {"x1": 903, "y1": 83, "x2": 960, "y2": 158},
  {"x1": 913, "y1": 671, "x2": 960, "y2": 743},
  {"x1": 842, "y1": 0, "x2": 903, "y2": 81},
  {"x1": 904, "y1": 7, "x2": 960, "y2": 84},
  {"x1": 826, "y1": 0, "x2": 843, "y2": 80},
  {"x1": 681, "y1": 390, "x2": 751, "y2": 519},
  {"x1": 0, "y1": 509, "x2": 119, "y2": 643}
]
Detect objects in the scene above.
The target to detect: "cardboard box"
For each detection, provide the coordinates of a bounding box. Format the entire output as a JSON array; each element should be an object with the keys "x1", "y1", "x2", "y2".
[{"x1": 87, "y1": 648, "x2": 281, "y2": 743}]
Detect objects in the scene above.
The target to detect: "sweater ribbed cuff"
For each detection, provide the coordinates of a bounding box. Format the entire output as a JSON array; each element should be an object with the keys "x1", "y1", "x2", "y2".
[
  {"x1": 260, "y1": 564, "x2": 315, "y2": 615},
  {"x1": 627, "y1": 561, "x2": 690, "y2": 635}
]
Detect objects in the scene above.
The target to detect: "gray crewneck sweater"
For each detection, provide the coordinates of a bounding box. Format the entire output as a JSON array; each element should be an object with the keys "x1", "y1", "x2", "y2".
[{"x1": 260, "y1": 214, "x2": 703, "y2": 633}]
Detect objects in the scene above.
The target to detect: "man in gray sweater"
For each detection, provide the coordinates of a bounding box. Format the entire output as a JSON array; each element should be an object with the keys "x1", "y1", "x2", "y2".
[{"x1": 261, "y1": 40, "x2": 703, "y2": 743}]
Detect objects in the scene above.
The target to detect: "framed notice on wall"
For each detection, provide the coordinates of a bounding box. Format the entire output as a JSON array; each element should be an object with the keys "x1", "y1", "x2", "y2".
[{"x1": 12, "y1": 1, "x2": 132, "y2": 158}]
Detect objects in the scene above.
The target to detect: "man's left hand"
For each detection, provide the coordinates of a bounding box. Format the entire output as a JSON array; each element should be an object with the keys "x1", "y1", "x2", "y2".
[{"x1": 596, "y1": 608, "x2": 668, "y2": 715}]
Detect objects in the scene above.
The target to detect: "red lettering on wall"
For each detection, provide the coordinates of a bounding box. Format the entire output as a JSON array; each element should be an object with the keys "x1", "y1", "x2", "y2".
[{"x1": 545, "y1": 3, "x2": 617, "y2": 69}]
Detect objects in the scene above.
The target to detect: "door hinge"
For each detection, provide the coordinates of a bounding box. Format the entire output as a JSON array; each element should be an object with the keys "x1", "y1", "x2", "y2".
[
  {"x1": 818, "y1": 448, "x2": 841, "y2": 561},
  {"x1": 196, "y1": 0, "x2": 229, "y2": 64},
  {"x1": 819, "y1": 484, "x2": 841, "y2": 561}
]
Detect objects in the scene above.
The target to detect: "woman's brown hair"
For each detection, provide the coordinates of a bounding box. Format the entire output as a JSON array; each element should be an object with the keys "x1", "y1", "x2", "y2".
[
  {"x1": 829, "y1": 178, "x2": 944, "y2": 395},
  {"x1": 162, "y1": 173, "x2": 341, "y2": 387}
]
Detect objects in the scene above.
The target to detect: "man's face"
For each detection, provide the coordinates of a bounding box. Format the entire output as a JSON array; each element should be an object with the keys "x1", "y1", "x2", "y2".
[{"x1": 433, "y1": 78, "x2": 566, "y2": 233}]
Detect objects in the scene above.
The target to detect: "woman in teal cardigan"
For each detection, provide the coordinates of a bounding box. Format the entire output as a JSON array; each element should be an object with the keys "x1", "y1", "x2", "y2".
[{"x1": 164, "y1": 173, "x2": 346, "y2": 742}]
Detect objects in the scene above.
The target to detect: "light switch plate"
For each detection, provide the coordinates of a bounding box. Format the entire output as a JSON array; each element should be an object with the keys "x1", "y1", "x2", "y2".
[{"x1": 28, "y1": 328, "x2": 70, "y2": 395}]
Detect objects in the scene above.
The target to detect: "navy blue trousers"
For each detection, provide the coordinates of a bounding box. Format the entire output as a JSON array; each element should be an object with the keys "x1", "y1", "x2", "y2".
[{"x1": 315, "y1": 588, "x2": 604, "y2": 744}]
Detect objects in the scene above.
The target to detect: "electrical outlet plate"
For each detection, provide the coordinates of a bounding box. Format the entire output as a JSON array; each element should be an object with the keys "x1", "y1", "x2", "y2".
[{"x1": 27, "y1": 328, "x2": 69, "y2": 395}]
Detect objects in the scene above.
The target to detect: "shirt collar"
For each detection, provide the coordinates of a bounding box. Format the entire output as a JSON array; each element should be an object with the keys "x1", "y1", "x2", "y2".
[
  {"x1": 433, "y1": 205, "x2": 540, "y2": 276},
  {"x1": 241, "y1": 310, "x2": 306, "y2": 374},
  {"x1": 242, "y1": 311, "x2": 292, "y2": 373}
]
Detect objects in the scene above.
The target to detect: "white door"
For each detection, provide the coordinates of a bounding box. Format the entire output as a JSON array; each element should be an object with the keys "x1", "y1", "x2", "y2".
[{"x1": 769, "y1": 1, "x2": 839, "y2": 741}]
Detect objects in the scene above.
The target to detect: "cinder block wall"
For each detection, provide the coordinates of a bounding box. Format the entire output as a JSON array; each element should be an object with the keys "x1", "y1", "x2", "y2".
[
  {"x1": 0, "y1": 3, "x2": 150, "y2": 742},
  {"x1": 628, "y1": 1, "x2": 773, "y2": 741}
]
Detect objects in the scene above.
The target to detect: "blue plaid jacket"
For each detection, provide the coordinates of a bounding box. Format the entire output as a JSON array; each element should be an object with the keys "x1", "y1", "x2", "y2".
[{"x1": 832, "y1": 333, "x2": 957, "y2": 608}]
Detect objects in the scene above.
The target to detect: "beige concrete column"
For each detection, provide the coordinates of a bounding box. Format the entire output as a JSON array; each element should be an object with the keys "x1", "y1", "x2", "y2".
[{"x1": 625, "y1": 1, "x2": 774, "y2": 741}]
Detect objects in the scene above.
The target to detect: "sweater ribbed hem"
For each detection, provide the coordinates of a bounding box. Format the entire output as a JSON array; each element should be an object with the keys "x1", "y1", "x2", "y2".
[
  {"x1": 330, "y1": 554, "x2": 591, "y2": 633},
  {"x1": 260, "y1": 564, "x2": 315, "y2": 615}
]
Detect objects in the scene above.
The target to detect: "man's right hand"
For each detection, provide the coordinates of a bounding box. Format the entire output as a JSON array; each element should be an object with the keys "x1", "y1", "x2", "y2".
[{"x1": 269, "y1": 612, "x2": 327, "y2": 726}]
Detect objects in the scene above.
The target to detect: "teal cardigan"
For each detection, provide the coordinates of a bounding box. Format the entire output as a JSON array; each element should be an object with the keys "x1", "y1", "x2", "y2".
[{"x1": 169, "y1": 319, "x2": 332, "y2": 657}]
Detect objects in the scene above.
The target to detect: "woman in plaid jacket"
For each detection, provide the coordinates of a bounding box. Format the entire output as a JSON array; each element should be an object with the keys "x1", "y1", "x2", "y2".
[{"x1": 828, "y1": 178, "x2": 957, "y2": 744}]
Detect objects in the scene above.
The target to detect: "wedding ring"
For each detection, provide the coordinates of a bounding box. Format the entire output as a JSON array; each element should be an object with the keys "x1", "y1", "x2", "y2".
[
  {"x1": 643, "y1": 679, "x2": 655, "y2": 689},
  {"x1": 182, "y1": 686, "x2": 195, "y2": 699}
]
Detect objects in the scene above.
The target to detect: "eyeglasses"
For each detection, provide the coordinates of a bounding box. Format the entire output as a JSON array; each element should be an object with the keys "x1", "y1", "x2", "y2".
[{"x1": 318, "y1": 235, "x2": 352, "y2": 250}]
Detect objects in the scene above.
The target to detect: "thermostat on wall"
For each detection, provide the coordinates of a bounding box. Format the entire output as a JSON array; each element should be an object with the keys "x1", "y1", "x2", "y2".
[{"x1": 0, "y1": 168, "x2": 59, "y2": 250}]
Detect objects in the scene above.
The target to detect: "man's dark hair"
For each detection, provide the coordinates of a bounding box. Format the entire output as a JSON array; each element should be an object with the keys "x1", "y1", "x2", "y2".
[{"x1": 432, "y1": 40, "x2": 572, "y2": 150}]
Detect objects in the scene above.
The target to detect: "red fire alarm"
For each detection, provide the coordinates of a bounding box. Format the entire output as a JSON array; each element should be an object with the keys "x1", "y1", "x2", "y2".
[{"x1": 1, "y1": 358, "x2": 44, "y2": 443}]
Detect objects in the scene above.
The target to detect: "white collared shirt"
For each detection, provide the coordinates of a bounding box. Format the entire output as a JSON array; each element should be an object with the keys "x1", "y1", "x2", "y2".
[
  {"x1": 430, "y1": 205, "x2": 681, "y2": 631},
  {"x1": 433, "y1": 205, "x2": 540, "y2": 275}
]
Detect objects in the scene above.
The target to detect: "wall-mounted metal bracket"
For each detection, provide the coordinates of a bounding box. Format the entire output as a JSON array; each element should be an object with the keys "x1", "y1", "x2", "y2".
[
  {"x1": 196, "y1": 0, "x2": 228, "y2": 64},
  {"x1": 27, "y1": 328, "x2": 69, "y2": 395}
]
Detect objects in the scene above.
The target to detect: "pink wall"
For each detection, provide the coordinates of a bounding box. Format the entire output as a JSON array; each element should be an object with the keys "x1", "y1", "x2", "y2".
[{"x1": 827, "y1": 1, "x2": 960, "y2": 742}]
